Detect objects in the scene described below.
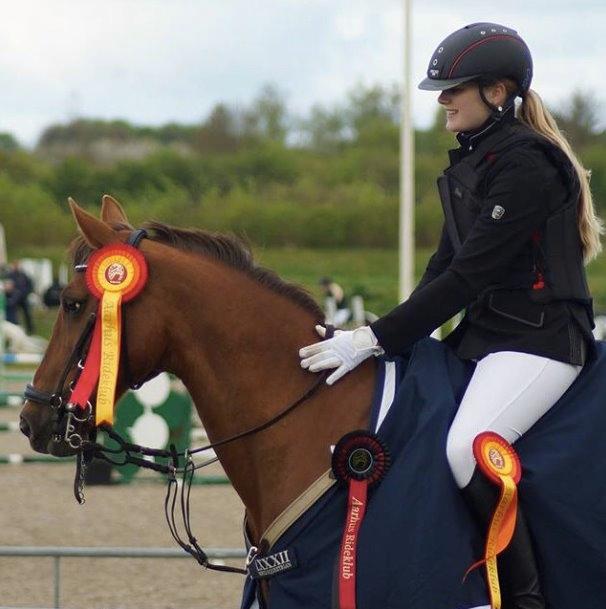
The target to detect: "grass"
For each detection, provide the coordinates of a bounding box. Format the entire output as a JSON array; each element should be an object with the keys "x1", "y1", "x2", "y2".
[
  {"x1": 21, "y1": 245, "x2": 606, "y2": 341},
  {"x1": 255, "y1": 247, "x2": 406, "y2": 316},
  {"x1": 258, "y1": 246, "x2": 606, "y2": 315}
]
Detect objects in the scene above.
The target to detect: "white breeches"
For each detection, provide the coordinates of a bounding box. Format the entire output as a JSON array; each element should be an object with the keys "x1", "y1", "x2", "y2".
[{"x1": 446, "y1": 351, "x2": 582, "y2": 488}]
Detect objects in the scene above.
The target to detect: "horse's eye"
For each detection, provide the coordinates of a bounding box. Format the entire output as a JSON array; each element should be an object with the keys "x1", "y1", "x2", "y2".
[{"x1": 62, "y1": 299, "x2": 84, "y2": 315}]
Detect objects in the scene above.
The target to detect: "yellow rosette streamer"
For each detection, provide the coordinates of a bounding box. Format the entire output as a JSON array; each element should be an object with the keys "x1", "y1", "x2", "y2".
[
  {"x1": 467, "y1": 432, "x2": 522, "y2": 609},
  {"x1": 86, "y1": 244, "x2": 148, "y2": 425}
]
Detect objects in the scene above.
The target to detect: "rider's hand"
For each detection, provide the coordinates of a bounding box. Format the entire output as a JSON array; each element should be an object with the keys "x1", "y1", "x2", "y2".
[{"x1": 299, "y1": 325, "x2": 384, "y2": 385}]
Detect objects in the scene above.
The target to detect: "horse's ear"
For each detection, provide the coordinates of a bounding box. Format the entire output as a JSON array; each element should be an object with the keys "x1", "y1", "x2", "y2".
[
  {"x1": 69, "y1": 197, "x2": 119, "y2": 249},
  {"x1": 101, "y1": 194, "x2": 130, "y2": 226}
]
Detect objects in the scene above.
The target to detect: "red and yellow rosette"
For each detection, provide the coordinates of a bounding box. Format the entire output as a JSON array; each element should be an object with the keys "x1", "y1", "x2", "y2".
[
  {"x1": 85, "y1": 243, "x2": 148, "y2": 425},
  {"x1": 467, "y1": 432, "x2": 522, "y2": 609}
]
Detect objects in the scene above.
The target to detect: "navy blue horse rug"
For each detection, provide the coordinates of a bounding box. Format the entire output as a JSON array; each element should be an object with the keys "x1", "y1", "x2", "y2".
[{"x1": 242, "y1": 338, "x2": 606, "y2": 609}]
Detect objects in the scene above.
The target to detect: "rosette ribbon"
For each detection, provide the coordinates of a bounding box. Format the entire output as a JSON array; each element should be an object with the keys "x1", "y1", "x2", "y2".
[
  {"x1": 466, "y1": 432, "x2": 522, "y2": 609},
  {"x1": 69, "y1": 243, "x2": 148, "y2": 426},
  {"x1": 331, "y1": 430, "x2": 390, "y2": 609}
]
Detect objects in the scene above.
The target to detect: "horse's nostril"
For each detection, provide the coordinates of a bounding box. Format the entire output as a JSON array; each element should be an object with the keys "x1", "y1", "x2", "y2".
[{"x1": 19, "y1": 415, "x2": 31, "y2": 438}]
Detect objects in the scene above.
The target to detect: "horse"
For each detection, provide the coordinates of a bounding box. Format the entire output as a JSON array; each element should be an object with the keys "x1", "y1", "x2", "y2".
[{"x1": 20, "y1": 196, "x2": 606, "y2": 609}]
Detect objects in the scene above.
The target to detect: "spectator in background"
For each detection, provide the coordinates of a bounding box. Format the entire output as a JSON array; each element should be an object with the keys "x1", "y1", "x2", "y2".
[
  {"x1": 43, "y1": 276, "x2": 64, "y2": 308},
  {"x1": 319, "y1": 277, "x2": 347, "y2": 308},
  {"x1": 7, "y1": 261, "x2": 34, "y2": 334},
  {"x1": 319, "y1": 277, "x2": 351, "y2": 327},
  {"x1": 3, "y1": 277, "x2": 18, "y2": 325}
]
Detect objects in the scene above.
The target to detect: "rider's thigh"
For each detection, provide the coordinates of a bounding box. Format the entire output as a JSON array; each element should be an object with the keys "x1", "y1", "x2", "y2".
[{"x1": 446, "y1": 351, "x2": 582, "y2": 487}]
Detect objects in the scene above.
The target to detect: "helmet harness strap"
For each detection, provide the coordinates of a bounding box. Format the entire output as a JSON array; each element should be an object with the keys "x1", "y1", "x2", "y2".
[{"x1": 477, "y1": 79, "x2": 518, "y2": 122}]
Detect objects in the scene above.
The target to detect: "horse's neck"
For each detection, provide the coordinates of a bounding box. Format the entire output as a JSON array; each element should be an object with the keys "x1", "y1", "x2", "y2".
[{"x1": 162, "y1": 259, "x2": 376, "y2": 541}]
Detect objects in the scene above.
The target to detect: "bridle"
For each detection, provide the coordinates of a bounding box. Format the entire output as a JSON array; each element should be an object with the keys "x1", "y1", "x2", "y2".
[
  {"x1": 23, "y1": 229, "x2": 152, "y2": 451},
  {"x1": 24, "y1": 311, "x2": 97, "y2": 448},
  {"x1": 23, "y1": 228, "x2": 331, "y2": 574}
]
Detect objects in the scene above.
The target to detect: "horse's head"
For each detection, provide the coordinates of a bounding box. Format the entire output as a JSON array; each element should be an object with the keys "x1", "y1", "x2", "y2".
[{"x1": 20, "y1": 196, "x2": 166, "y2": 456}]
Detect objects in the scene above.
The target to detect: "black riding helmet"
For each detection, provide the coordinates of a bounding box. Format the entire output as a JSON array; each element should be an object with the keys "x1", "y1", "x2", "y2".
[{"x1": 418, "y1": 22, "x2": 533, "y2": 96}]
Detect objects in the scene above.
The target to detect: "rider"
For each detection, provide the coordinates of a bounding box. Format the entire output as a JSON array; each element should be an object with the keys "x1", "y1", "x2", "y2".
[{"x1": 299, "y1": 22, "x2": 602, "y2": 608}]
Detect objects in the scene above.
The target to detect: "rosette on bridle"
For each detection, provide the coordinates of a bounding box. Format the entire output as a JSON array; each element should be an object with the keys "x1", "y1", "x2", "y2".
[{"x1": 69, "y1": 243, "x2": 148, "y2": 426}]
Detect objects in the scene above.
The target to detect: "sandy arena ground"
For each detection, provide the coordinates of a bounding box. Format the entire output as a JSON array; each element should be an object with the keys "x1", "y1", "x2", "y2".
[{"x1": 0, "y1": 407, "x2": 247, "y2": 609}]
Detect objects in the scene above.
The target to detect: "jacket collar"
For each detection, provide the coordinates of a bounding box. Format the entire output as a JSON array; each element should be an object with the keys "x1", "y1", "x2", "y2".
[{"x1": 448, "y1": 105, "x2": 516, "y2": 165}]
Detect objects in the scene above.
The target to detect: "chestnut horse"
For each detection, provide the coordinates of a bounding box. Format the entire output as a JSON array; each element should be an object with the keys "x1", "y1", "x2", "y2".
[
  {"x1": 19, "y1": 196, "x2": 376, "y2": 545},
  {"x1": 20, "y1": 197, "x2": 606, "y2": 609}
]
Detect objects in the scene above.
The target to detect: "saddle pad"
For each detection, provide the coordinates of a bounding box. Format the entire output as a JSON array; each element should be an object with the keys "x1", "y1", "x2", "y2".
[{"x1": 241, "y1": 338, "x2": 606, "y2": 609}]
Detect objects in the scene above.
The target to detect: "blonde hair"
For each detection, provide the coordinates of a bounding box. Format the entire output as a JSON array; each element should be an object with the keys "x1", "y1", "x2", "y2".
[{"x1": 515, "y1": 87, "x2": 603, "y2": 263}]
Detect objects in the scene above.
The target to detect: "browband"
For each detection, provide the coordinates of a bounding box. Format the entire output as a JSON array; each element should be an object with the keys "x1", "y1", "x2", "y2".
[{"x1": 74, "y1": 229, "x2": 148, "y2": 273}]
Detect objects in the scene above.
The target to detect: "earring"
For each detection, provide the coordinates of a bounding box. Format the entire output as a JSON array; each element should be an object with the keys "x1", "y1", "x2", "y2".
[{"x1": 498, "y1": 105, "x2": 503, "y2": 112}]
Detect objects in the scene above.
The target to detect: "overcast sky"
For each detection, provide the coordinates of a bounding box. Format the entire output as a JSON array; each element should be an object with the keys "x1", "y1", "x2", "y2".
[{"x1": 0, "y1": 0, "x2": 604, "y2": 146}]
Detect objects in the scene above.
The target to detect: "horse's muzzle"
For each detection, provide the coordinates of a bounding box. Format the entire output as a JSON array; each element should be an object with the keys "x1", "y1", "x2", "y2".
[
  {"x1": 19, "y1": 401, "x2": 50, "y2": 453},
  {"x1": 19, "y1": 414, "x2": 31, "y2": 438}
]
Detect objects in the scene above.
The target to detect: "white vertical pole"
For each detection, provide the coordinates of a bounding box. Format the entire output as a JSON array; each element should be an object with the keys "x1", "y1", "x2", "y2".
[
  {"x1": 399, "y1": 0, "x2": 415, "y2": 302},
  {"x1": 0, "y1": 223, "x2": 6, "y2": 267}
]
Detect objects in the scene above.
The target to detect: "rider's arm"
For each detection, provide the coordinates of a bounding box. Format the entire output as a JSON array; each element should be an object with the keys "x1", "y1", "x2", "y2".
[{"x1": 371, "y1": 148, "x2": 553, "y2": 356}]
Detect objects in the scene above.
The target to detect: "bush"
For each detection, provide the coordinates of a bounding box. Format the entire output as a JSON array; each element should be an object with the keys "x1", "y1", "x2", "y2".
[{"x1": 0, "y1": 174, "x2": 73, "y2": 249}]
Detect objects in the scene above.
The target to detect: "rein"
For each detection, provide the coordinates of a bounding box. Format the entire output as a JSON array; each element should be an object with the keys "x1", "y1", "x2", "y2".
[
  {"x1": 85, "y1": 346, "x2": 330, "y2": 574},
  {"x1": 24, "y1": 228, "x2": 333, "y2": 574},
  {"x1": 89, "y1": 369, "x2": 329, "y2": 472}
]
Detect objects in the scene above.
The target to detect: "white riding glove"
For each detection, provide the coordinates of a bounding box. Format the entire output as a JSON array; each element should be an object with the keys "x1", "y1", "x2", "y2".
[{"x1": 299, "y1": 325, "x2": 384, "y2": 385}]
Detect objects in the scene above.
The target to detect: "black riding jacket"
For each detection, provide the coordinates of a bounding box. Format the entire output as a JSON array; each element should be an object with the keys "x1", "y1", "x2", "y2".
[{"x1": 371, "y1": 111, "x2": 595, "y2": 365}]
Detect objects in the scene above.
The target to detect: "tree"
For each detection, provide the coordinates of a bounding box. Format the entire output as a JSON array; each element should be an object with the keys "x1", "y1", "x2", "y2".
[
  {"x1": 193, "y1": 103, "x2": 241, "y2": 154},
  {"x1": 301, "y1": 105, "x2": 347, "y2": 152},
  {"x1": 553, "y1": 90, "x2": 603, "y2": 149},
  {"x1": 0, "y1": 132, "x2": 20, "y2": 152},
  {"x1": 242, "y1": 84, "x2": 289, "y2": 144},
  {"x1": 345, "y1": 83, "x2": 400, "y2": 138}
]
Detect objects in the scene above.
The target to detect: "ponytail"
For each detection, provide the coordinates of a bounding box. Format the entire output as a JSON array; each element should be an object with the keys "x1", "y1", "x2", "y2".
[{"x1": 517, "y1": 89, "x2": 603, "y2": 263}]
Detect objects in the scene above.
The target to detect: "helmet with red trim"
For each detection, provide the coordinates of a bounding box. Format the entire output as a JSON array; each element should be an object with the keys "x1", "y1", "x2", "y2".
[{"x1": 418, "y1": 23, "x2": 533, "y2": 95}]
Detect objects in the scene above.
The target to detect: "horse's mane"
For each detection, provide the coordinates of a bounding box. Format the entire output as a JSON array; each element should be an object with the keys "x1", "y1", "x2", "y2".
[{"x1": 70, "y1": 220, "x2": 324, "y2": 318}]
